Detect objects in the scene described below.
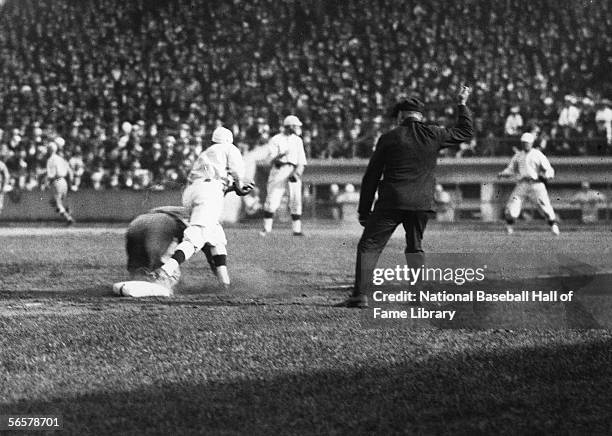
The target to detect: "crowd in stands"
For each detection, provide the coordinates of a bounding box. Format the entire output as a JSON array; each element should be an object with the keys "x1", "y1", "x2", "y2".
[{"x1": 0, "y1": 0, "x2": 611, "y2": 191}]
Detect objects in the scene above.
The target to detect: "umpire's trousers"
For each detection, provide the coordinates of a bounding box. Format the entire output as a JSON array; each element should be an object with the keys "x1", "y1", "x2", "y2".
[{"x1": 353, "y1": 208, "x2": 429, "y2": 297}]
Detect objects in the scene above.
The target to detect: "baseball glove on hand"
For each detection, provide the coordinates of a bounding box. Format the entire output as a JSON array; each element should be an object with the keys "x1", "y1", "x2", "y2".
[{"x1": 234, "y1": 182, "x2": 255, "y2": 196}]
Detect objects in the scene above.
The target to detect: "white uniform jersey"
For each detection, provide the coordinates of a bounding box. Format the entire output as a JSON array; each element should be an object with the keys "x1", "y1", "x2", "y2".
[
  {"x1": 267, "y1": 133, "x2": 307, "y2": 167},
  {"x1": 46, "y1": 154, "x2": 71, "y2": 180},
  {"x1": 188, "y1": 142, "x2": 245, "y2": 184},
  {"x1": 501, "y1": 148, "x2": 554, "y2": 181}
]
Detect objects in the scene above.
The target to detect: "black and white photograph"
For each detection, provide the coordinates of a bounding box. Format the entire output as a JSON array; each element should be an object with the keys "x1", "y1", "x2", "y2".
[{"x1": 1, "y1": 0, "x2": 611, "y2": 434}]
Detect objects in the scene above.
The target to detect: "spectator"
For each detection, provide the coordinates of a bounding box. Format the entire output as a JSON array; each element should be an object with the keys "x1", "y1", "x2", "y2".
[
  {"x1": 570, "y1": 181, "x2": 607, "y2": 223},
  {"x1": 504, "y1": 106, "x2": 524, "y2": 136}
]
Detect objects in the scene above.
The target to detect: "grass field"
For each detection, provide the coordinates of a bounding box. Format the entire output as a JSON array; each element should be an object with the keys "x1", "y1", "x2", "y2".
[{"x1": 1, "y1": 222, "x2": 612, "y2": 435}]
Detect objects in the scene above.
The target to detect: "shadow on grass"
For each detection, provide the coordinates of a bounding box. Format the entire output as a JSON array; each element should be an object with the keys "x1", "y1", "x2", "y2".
[{"x1": 3, "y1": 338, "x2": 612, "y2": 435}]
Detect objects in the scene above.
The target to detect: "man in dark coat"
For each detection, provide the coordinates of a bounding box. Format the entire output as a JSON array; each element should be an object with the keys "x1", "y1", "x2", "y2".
[{"x1": 337, "y1": 86, "x2": 473, "y2": 308}]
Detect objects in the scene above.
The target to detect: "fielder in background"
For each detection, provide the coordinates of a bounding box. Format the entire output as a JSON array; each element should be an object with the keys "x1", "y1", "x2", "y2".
[
  {"x1": 0, "y1": 158, "x2": 10, "y2": 216},
  {"x1": 260, "y1": 115, "x2": 307, "y2": 236},
  {"x1": 498, "y1": 132, "x2": 560, "y2": 235},
  {"x1": 46, "y1": 138, "x2": 75, "y2": 225},
  {"x1": 153, "y1": 126, "x2": 252, "y2": 291}
]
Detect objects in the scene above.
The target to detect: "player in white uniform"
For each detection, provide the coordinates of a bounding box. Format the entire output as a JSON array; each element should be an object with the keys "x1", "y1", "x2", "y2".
[
  {"x1": 153, "y1": 126, "x2": 252, "y2": 291},
  {"x1": 0, "y1": 159, "x2": 10, "y2": 216},
  {"x1": 46, "y1": 139, "x2": 75, "y2": 225},
  {"x1": 498, "y1": 132, "x2": 559, "y2": 235},
  {"x1": 261, "y1": 115, "x2": 307, "y2": 236}
]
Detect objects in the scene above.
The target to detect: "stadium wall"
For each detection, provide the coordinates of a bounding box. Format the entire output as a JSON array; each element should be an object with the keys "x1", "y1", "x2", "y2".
[{"x1": 1, "y1": 158, "x2": 610, "y2": 223}]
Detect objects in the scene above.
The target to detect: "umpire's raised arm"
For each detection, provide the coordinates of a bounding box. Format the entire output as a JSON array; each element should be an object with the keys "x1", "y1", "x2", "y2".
[
  {"x1": 437, "y1": 85, "x2": 474, "y2": 147},
  {"x1": 337, "y1": 87, "x2": 474, "y2": 309}
]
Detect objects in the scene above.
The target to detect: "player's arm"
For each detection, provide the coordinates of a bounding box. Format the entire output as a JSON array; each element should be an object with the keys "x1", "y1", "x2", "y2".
[
  {"x1": 289, "y1": 139, "x2": 307, "y2": 182},
  {"x1": 438, "y1": 86, "x2": 474, "y2": 148},
  {"x1": 498, "y1": 154, "x2": 518, "y2": 178},
  {"x1": 0, "y1": 163, "x2": 9, "y2": 191},
  {"x1": 227, "y1": 146, "x2": 253, "y2": 196},
  {"x1": 267, "y1": 137, "x2": 286, "y2": 166},
  {"x1": 537, "y1": 152, "x2": 555, "y2": 181},
  {"x1": 357, "y1": 135, "x2": 386, "y2": 225}
]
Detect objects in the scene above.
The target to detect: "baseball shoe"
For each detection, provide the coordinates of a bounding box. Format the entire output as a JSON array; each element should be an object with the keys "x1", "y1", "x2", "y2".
[
  {"x1": 551, "y1": 223, "x2": 560, "y2": 236},
  {"x1": 334, "y1": 294, "x2": 368, "y2": 308},
  {"x1": 150, "y1": 267, "x2": 180, "y2": 291}
]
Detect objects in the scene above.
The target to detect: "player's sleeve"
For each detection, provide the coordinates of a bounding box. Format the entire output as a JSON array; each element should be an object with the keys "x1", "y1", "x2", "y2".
[
  {"x1": 226, "y1": 145, "x2": 246, "y2": 183},
  {"x1": 46, "y1": 157, "x2": 55, "y2": 180},
  {"x1": 538, "y1": 151, "x2": 555, "y2": 179},
  {"x1": 266, "y1": 135, "x2": 281, "y2": 163},
  {"x1": 500, "y1": 154, "x2": 518, "y2": 176},
  {"x1": 357, "y1": 134, "x2": 386, "y2": 218},
  {"x1": 435, "y1": 105, "x2": 474, "y2": 148}
]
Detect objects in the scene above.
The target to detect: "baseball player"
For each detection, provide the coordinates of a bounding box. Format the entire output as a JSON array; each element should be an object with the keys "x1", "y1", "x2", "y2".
[
  {"x1": 45, "y1": 138, "x2": 75, "y2": 225},
  {"x1": 0, "y1": 158, "x2": 10, "y2": 216},
  {"x1": 125, "y1": 206, "x2": 219, "y2": 279},
  {"x1": 153, "y1": 126, "x2": 252, "y2": 291},
  {"x1": 260, "y1": 115, "x2": 307, "y2": 236},
  {"x1": 498, "y1": 132, "x2": 560, "y2": 235}
]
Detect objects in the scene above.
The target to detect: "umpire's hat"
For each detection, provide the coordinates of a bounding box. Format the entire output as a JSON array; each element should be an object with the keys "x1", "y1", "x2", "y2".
[{"x1": 390, "y1": 96, "x2": 424, "y2": 118}]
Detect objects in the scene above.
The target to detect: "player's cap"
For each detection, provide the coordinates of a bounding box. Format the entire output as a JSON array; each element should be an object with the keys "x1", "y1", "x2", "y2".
[
  {"x1": 391, "y1": 96, "x2": 424, "y2": 118},
  {"x1": 54, "y1": 137, "x2": 66, "y2": 148},
  {"x1": 520, "y1": 132, "x2": 536, "y2": 144},
  {"x1": 212, "y1": 126, "x2": 233, "y2": 144},
  {"x1": 283, "y1": 115, "x2": 302, "y2": 127}
]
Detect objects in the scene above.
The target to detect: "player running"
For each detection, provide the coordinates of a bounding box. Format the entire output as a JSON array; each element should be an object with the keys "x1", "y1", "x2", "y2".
[
  {"x1": 45, "y1": 138, "x2": 75, "y2": 225},
  {"x1": 260, "y1": 115, "x2": 307, "y2": 236},
  {"x1": 498, "y1": 132, "x2": 560, "y2": 235},
  {"x1": 152, "y1": 126, "x2": 252, "y2": 292}
]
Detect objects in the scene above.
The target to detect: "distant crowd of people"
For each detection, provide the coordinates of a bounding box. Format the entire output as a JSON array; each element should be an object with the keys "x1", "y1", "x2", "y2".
[{"x1": 0, "y1": 0, "x2": 611, "y2": 191}]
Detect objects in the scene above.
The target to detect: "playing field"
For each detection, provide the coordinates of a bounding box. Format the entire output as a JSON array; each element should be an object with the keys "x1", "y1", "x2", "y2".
[{"x1": 1, "y1": 222, "x2": 611, "y2": 434}]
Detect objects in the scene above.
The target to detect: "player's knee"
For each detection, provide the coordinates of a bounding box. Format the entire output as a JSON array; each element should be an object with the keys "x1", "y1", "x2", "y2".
[
  {"x1": 213, "y1": 254, "x2": 227, "y2": 267},
  {"x1": 183, "y1": 226, "x2": 206, "y2": 251}
]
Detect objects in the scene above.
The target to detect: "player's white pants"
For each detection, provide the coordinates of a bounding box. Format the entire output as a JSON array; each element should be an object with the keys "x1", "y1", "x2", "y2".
[
  {"x1": 505, "y1": 181, "x2": 556, "y2": 222},
  {"x1": 180, "y1": 179, "x2": 227, "y2": 252},
  {"x1": 50, "y1": 177, "x2": 69, "y2": 214},
  {"x1": 264, "y1": 165, "x2": 302, "y2": 215}
]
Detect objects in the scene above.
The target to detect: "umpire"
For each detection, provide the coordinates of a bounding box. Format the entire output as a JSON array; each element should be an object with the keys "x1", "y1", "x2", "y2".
[{"x1": 337, "y1": 86, "x2": 473, "y2": 308}]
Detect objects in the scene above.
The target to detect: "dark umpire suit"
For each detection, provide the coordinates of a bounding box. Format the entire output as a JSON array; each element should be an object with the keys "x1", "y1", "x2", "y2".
[{"x1": 338, "y1": 96, "x2": 473, "y2": 307}]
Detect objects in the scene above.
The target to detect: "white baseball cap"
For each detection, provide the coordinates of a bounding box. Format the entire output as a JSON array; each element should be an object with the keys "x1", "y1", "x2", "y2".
[
  {"x1": 520, "y1": 132, "x2": 535, "y2": 144},
  {"x1": 283, "y1": 115, "x2": 302, "y2": 127},
  {"x1": 212, "y1": 126, "x2": 233, "y2": 144},
  {"x1": 54, "y1": 137, "x2": 66, "y2": 148}
]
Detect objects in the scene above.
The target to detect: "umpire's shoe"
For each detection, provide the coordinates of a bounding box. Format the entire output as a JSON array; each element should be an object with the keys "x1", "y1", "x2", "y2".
[{"x1": 335, "y1": 294, "x2": 368, "y2": 309}]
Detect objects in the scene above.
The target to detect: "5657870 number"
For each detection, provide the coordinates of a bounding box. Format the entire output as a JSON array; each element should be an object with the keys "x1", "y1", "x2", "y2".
[{"x1": 0, "y1": 415, "x2": 63, "y2": 430}]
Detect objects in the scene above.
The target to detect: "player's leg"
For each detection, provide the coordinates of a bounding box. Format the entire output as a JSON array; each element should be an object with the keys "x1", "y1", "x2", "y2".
[
  {"x1": 261, "y1": 167, "x2": 291, "y2": 235},
  {"x1": 157, "y1": 181, "x2": 224, "y2": 287},
  {"x1": 401, "y1": 210, "x2": 429, "y2": 268},
  {"x1": 288, "y1": 178, "x2": 303, "y2": 235},
  {"x1": 341, "y1": 208, "x2": 401, "y2": 307},
  {"x1": 504, "y1": 183, "x2": 526, "y2": 234},
  {"x1": 52, "y1": 178, "x2": 74, "y2": 224},
  {"x1": 532, "y1": 183, "x2": 560, "y2": 235}
]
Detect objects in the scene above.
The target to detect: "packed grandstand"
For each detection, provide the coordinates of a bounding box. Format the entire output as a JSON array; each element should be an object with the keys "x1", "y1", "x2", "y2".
[{"x1": 0, "y1": 0, "x2": 611, "y2": 190}]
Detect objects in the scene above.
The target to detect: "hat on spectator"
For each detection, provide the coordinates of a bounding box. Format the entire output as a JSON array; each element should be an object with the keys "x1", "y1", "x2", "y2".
[
  {"x1": 212, "y1": 126, "x2": 233, "y2": 144},
  {"x1": 391, "y1": 96, "x2": 424, "y2": 117},
  {"x1": 520, "y1": 132, "x2": 535, "y2": 144},
  {"x1": 283, "y1": 115, "x2": 303, "y2": 127}
]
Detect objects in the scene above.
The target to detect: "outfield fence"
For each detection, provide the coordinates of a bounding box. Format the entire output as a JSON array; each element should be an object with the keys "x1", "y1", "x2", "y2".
[{"x1": 0, "y1": 158, "x2": 611, "y2": 223}]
